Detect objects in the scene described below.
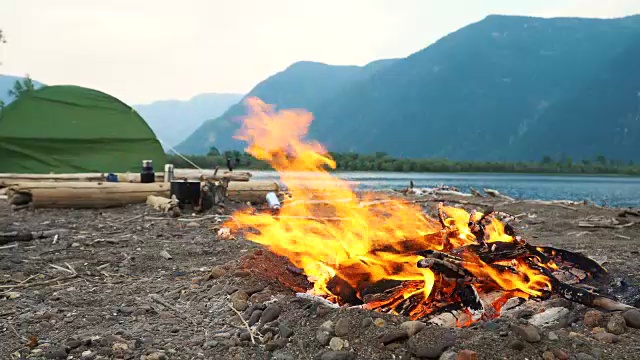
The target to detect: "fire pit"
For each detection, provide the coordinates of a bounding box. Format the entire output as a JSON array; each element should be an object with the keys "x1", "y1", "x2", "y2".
[{"x1": 225, "y1": 97, "x2": 635, "y2": 327}]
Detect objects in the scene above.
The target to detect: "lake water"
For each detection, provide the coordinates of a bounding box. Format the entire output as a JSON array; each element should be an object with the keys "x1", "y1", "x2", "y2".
[{"x1": 249, "y1": 171, "x2": 640, "y2": 208}]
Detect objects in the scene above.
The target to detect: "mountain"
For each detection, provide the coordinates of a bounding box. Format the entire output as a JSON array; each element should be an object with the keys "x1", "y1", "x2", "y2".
[
  {"x1": 175, "y1": 59, "x2": 397, "y2": 154},
  {"x1": 0, "y1": 75, "x2": 45, "y2": 105},
  {"x1": 170, "y1": 14, "x2": 640, "y2": 162},
  {"x1": 309, "y1": 14, "x2": 640, "y2": 161},
  {"x1": 133, "y1": 93, "x2": 242, "y2": 149}
]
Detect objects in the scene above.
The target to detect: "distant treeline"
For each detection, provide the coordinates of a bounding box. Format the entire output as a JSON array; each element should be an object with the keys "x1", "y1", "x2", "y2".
[{"x1": 166, "y1": 150, "x2": 640, "y2": 175}]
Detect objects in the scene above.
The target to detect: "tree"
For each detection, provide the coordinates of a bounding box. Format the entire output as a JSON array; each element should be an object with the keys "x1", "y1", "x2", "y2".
[
  {"x1": 0, "y1": 29, "x2": 5, "y2": 111},
  {"x1": 8, "y1": 74, "x2": 36, "y2": 100},
  {"x1": 207, "y1": 146, "x2": 220, "y2": 156}
]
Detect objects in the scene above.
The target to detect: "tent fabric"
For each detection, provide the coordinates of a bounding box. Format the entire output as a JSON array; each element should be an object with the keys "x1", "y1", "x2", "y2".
[{"x1": 0, "y1": 85, "x2": 166, "y2": 173}]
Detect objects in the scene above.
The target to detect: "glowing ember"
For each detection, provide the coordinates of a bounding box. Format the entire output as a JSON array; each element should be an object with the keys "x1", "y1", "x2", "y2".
[{"x1": 224, "y1": 97, "x2": 602, "y2": 324}]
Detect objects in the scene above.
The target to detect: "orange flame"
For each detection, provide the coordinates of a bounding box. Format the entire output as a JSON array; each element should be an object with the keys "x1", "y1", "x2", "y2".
[{"x1": 226, "y1": 97, "x2": 554, "y2": 320}]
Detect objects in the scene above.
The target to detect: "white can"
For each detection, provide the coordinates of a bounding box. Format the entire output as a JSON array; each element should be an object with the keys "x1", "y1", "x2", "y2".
[{"x1": 265, "y1": 192, "x2": 281, "y2": 210}]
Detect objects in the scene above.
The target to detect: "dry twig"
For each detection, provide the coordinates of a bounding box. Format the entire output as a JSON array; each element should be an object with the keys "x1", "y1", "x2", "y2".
[{"x1": 227, "y1": 303, "x2": 257, "y2": 344}]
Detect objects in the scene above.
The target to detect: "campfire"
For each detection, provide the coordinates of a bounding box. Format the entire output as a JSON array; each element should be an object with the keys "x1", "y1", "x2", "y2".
[{"x1": 225, "y1": 97, "x2": 629, "y2": 326}]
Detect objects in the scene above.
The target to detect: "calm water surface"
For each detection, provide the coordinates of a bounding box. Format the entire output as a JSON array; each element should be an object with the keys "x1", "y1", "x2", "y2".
[{"x1": 249, "y1": 171, "x2": 640, "y2": 208}]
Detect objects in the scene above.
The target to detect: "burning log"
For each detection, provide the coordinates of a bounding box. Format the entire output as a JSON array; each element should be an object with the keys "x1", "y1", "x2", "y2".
[{"x1": 226, "y1": 181, "x2": 280, "y2": 204}]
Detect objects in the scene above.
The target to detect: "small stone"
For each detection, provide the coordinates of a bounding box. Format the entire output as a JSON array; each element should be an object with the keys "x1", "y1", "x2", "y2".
[
  {"x1": 528, "y1": 307, "x2": 570, "y2": 328},
  {"x1": 223, "y1": 285, "x2": 238, "y2": 295},
  {"x1": 374, "y1": 318, "x2": 386, "y2": 327},
  {"x1": 551, "y1": 349, "x2": 569, "y2": 360},
  {"x1": 542, "y1": 351, "x2": 555, "y2": 360},
  {"x1": 239, "y1": 331, "x2": 252, "y2": 341},
  {"x1": 591, "y1": 326, "x2": 605, "y2": 334},
  {"x1": 320, "y1": 351, "x2": 355, "y2": 360},
  {"x1": 511, "y1": 324, "x2": 541, "y2": 343},
  {"x1": 132, "y1": 308, "x2": 148, "y2": 317},
  {"x1": 583, "y1": 310, "x2": 603, "y2": 328},
  {"x1": 111, "y1": 343, "x2": 129, "y2": 358},
  {"x1": 575, "y1": 353, "x2": 596, "y2": 360},
  {"x1": 548, "y1": 331, "x2": 559, "y2": 341},
  {"x1": 272, "y1": 352, "x2": 295, "y2": 360},
  {"x1": 361, "y1": 317, "x2": 373, "y2": 328},
  {"x1": 230, "y1": 290, "x2": 249, "y2": 311},
  {"x1": 265, "y1": 338, "x2": 287, "y2": 351},
  {"x1": 623, "y1": 309, "x2": 640, "y2": 329},
  {"x1": 316, "y1": 320, "x2": 334, "y2": 346},
  {"x1": 456, "y1": 350, "x2": 478, "y2": 360},
  {"x1": 334, "y1": 318, "x2": 350, "y2": 337},
  {"x1": 509, "y1": 340, "x2": 526, "y2": 351},
  {"x1": 244, "y1": 284, "x2": 265, "y2": 295},
  {"x1": 204, "y1": 340, "x2": 218, "y2": 348},
  {"x1": 260, "y1": 304, "x2": 282, "y2": 324},
  {"x1": 316, "y1": 305, "x2": 332, "y2": 317},
  {"x1": 439, "y1": 351, "x2": 457, "y2": 360},
  {"x1": 329, "y1": 337, "x2": 345, "y2": 351},
  {"x1": 248, "y1": 310, "x2": 263, "y2": 326},
  {"x1": 593, "y1": 332, "x2": 618, "y2": 343},
  {"x1": 380, "y1": 330, "x2": 409, "y2": 345},
  {"x1": 144, "y1": 353, "x2": 168, "y2": 360},
  {"x1": 400, "y1": 321, "x2": 427, "y2": 337},
  {"x1": 186, "y1": 222, "x2": 199, "y2": 227},
  {"x1": 45, "y1": 347, "x2": 68, "y2": 359},
  {"x1": 279, "y1": 322, "x2": 294, "y2": 338},
  {"x1": 80, "y1": 350, "x2": 96, "y2": 360},
  {"x1": 66, "y1": 339, "x2": 82, "y2": 349},
  {"x1": 606, "y1": 313, "x2": 627, "y2": 335},
  {"x1": 208, "y1": 266, "x2": 226, "y2": 279}
]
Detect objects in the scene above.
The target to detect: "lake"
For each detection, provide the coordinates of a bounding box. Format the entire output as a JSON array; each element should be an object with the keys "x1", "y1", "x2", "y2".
[{"x1": 248, "y1": 171, "x2": 640, "y2": 208}]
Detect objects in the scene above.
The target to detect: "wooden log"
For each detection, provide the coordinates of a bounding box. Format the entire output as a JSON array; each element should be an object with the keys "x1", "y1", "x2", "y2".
[
  {"x1": 226, "y1": 181, "x2": 280, "y2": 204},
  {"x1": 7, "y1": 182, "x2": 170, "y2": 208},
  {"x1": 0, "y1": 170, "x2": 252, "y2": 187}
]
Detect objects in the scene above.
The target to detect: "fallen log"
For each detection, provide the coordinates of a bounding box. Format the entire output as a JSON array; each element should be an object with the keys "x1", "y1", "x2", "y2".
[
  {"x1": 0, "y1": 170, "x2": 252, "y2": 187},
  {"x1": 7, "y1": 182, "x2": 170, "y2": 208},
  {"x1": 483, "y1": 188, "x2": 515, "y2": 201},
  {"x1": 146, "y1": 195, "x2": 181, "y2": 217},
  {"x1": 226, "y1": 181, "x2": 280, "y2": 204}
]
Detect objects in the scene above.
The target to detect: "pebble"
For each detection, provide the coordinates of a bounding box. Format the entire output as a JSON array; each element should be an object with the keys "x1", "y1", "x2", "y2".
[
  {"x1": 244, "y1": 284, "x2": 265, "y2": 296},
  {"x1": 593, "y1": 332, "x2": 618, "y2": 343},
  {"x1": 334, "y1": 318, "x2": 350, "y2": 337},
  {"x1": 272, "y1": 352, "x2": 295, "y2": 360},
  {"x1": 279, "y1": 322, "x2": 294, "y2": 338},
  {"x1": 265, "y1": 338, "x2": 288, "y2": 351},
  {"x1": 542, "y1": 351, "x2": 555, "y2": 360},
  {"x1": 112, "y1": 342, "x2": 129, "y2": 358},
  {"x1": 400, "y1": 320, "x2": 427, "y2": 337},
  {"x1": 575, "y1": 353, "x2": 596, "y2": 360},
  {"x1": 204, "y1": 340, "x2": 218, "y2": 348},
  {"x1": 209, "y1": 266, "x2": 226, "y2": 279},
  {"x1": 223, "y1": 285, "x2": 238, "y2": 295},
  {"x1": 186, "y1": 222, "x2": 199, "y2": 227},
  {"x1": 247, "y1": 310, "x2": 262, "y2": 326},
  {"x1": 439, "y1": 351, "x2": 457, "y2": 360},
  {"x1": 380, "y1": 330, "x2": 409, "y2": 345},
  {"x1": 374, "y1": 318, "x2": 386, "y2": 327},
  {"x1": 583, "y1": 310, "x2": 603, "y2": 328},
  {"x1": 233, "y1": 270, "x2": 251, "y2": 277},
  {"x1": 260, "y1": 304, "x2": 282, "y2": 324},
  {"x1": 551, "y1": 349, "x2": 569, "y2": 360},
  {"x1": 320, "y1": 351, "x2": 355, "y2": 360},
  {"x1": 230, "y1": 290, "x2": 249, "y2": 311},
  {"x1": 316, "y1": 305, "x2": 332, "y2": 317},
  {"x1": 329, "y1": 337, "x2": 345, "y2": 351},
  {"x1": 239, "y1": 331, "x2": 252, "y2": 342},
  {"x1": 511, "y1": 324, "x2": 541, "y2": 343},
  {"x1": 623, "y1": 309, "x2": 640, "y2": 328},
  {"x1": 509, "y1": 340, "x2": 526, "y2": 351},
  {"x1": 548, "y1": 331, "x2": 559, "y2": 341},
  {"x1": 456, "y1": 350, "x2": 478, "y2": 360},
  {"x1": 361, "y1": 317, "x2": 373, "y2": 328},
  {"x1": 45, "y1": 347, "x2": 68, "y2": 359},
  {"x1": 316, "y1": 320, "x2": 334, "y2": 346},
  {"x1": 66, "y1": 339, "x2": 82, "y2": 349},
  {"x1": 80, "y1": 350, "x2": 96, "y2": 360},
  {"x1": 606, "y1": 313, "x2": 627, "y2": 335},
  {"x1": 143, "y1": 353, "x2": 167, "y2": 360}
]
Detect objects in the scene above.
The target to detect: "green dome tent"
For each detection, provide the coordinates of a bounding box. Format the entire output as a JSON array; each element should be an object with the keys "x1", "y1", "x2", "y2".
[{"x1": 0, "y1": 85, "x2": 166, "y2": 173}]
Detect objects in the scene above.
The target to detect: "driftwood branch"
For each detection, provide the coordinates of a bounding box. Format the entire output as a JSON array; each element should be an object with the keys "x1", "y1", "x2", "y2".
[{"x1": 0, "y1": 229, "x2": 69, "y2": 246}]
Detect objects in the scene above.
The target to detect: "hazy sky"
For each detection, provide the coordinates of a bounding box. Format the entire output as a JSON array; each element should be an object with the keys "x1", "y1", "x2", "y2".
[{"x1": 1, "y1": 0, "x2": 639, "y2": 104}]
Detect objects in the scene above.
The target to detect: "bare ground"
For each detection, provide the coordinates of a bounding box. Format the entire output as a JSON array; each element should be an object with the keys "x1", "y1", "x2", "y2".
[{"x1": 1, "y1": 196, "x2": 639, "y2": 360}]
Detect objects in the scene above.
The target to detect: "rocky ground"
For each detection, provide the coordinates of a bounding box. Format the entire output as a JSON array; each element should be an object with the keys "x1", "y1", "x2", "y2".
[{"x1": 1, "y1": 195, "x2": 640, "y2": 360}]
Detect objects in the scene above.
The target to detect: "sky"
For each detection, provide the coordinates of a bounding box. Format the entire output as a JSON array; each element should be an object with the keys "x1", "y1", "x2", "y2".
[{"x1": 1, "y1": 0, "x2": 640, "y2": 104}]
